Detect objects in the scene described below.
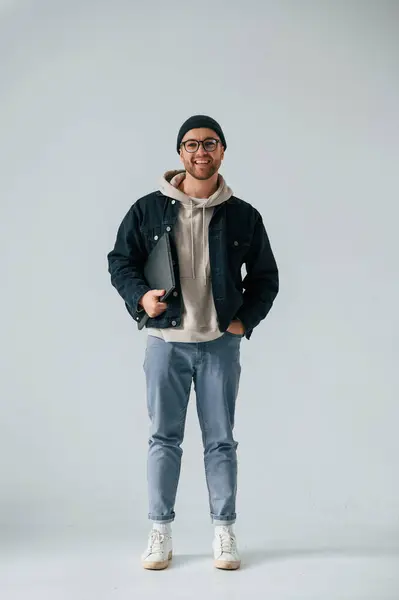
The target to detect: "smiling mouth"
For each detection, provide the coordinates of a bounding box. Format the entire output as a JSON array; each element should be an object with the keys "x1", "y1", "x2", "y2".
[{"x1": 194, "y1": 160, "x2": 211, "y2": 165}]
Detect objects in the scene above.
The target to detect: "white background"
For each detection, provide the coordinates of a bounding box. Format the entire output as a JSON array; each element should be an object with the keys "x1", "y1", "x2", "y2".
[{"x1": 1, "y1": 1, "x2": 398, "y2": 598}]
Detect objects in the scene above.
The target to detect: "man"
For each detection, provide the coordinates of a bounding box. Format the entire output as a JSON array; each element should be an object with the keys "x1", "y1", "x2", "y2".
[{"x1": 107, "y1": 115, "x2": 279, "y2": 570}]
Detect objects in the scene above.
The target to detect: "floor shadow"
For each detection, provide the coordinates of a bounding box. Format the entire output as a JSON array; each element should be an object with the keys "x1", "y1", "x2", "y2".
[
  {"x1": 170, "y1": 553, "x2": 209, "y2": 568},
  {"x1": 239, "y1": 546, "x2": 399, "y2": 570}
]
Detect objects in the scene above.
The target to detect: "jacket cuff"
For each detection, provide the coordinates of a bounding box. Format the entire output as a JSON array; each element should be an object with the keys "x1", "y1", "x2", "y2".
[{"x1": 132, "y1": 285, "x2": 151, "y2": 319}]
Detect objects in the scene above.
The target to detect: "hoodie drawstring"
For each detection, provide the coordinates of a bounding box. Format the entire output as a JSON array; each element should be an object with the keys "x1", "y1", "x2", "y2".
[
  {"x1": 190, "y1": 199, "x2": 195, "y2": 279},
  {"x1": 203, "y1": 205, "x2": 206, "y2": 284},
  {"x1": 190, "y1": 201, "x2": 207, "y2": 285},
  {"x1": 163, "y1": 171, "x2": 232, "y2": 288}
]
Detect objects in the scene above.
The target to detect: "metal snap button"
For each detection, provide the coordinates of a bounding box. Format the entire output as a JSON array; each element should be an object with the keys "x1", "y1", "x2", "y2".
[
  {"x1": 171, "y1": 320, "x2": 177, "y2": 326},
  {"x1": 234, "y1": 240, "x2": 239, "y2": 246},
  {"x1": 171, "y1": 200, "x2": 176, "y2": 204},
  {"x1": 154, "y1": 235, "x2": 159, "y2": 240},
  {"x1": 173, "y1": 291, "x2": 178, "y2": 297},
  {"x1": 166, "y1": 226, "x2": 171, "y2": 232}
]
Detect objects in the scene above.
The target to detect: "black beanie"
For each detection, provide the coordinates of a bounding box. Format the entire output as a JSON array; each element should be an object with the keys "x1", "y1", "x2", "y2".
[{"x1": 176, "y1": 115, "x2": 227, "y2": 153}]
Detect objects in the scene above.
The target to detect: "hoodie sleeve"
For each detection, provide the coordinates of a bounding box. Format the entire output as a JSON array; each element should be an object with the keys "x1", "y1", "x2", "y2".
[
  {"x1": 107, "y1": 202, "x2": 151, "y2": 318},
  {"x1": 235, "y1": 210, "x2": 279, "y2": 334}
]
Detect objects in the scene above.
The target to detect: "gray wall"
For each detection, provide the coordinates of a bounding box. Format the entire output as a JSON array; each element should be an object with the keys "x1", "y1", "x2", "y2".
[{"x1": 1, "y1": 0, "x2": 398, "y2": 552}]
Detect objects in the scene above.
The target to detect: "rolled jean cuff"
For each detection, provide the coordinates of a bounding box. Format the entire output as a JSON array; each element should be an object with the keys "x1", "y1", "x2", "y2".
[
  {"x1": 149, "y1": 512, "x2": 175, "y2": 524},
  {"x1": 212, "y1": 514, "x2": 236, "y2": 526}
]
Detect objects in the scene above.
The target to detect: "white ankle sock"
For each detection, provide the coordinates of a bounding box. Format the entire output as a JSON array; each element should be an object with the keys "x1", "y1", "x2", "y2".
[
  {"x1": 214, "y1": 524, "x2": 234, "y2": 534},
  {"x1": 152, "y1": 522, "x2": 172, "y2": 535}
]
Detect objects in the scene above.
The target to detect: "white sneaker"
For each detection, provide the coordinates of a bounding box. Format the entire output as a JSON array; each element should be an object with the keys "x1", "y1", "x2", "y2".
[
  {"x1": 141, "y1": 528, "x2": 173, "y2": 570},
  {"x1": 212, "y1": 526, "x2": 241, "y2": 570}
]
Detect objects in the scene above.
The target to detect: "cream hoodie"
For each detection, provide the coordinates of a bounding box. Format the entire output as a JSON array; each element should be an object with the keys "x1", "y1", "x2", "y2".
[{"x1": 147, "y1": 169, "x2": 233, "y2": 343}]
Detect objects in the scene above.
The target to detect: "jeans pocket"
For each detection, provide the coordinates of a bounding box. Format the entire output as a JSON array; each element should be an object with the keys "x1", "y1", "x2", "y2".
[{"x1": 224, "y1": 330, "x2": 244, "y2": 339}]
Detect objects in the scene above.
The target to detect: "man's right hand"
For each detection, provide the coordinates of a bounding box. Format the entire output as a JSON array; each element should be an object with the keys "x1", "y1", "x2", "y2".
[{"x1": 139, "y1": 289, "x2": 168, "y2": 318}]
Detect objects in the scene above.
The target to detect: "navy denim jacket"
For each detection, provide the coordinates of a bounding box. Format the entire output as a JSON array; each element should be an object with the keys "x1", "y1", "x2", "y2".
[{"x1": 107, "y1": 190, "x2": 279, "y2": 340}]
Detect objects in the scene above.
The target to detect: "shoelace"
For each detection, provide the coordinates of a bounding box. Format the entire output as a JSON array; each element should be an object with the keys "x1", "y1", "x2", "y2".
[
  {"x1": 148, "y1": 529, "x2": 165, "y2": 554},
  {"x1": 217, "y1": 528, "x2": 237, "y2": 554}
]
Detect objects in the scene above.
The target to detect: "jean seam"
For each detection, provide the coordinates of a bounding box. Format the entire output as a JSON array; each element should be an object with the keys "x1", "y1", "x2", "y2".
[
  {"x1": 167, "y1": 379, "x2": 191, "y2": 517},
  {"x1": 194, "y1": 370, "x2": 213, "y2": 513}
]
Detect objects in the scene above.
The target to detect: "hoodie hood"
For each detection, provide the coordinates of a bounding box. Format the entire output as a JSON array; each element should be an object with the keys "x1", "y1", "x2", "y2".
[
  {"x1": 160, "y1": 169, "x2": 233, "y2": 208},
  {"x1": 159, "y1": 170, "x2": 233, "y2": 282}
]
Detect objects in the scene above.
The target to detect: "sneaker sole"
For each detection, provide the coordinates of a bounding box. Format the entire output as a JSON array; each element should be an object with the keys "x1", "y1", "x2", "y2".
[
  {"x1": 142, "y1": 550, "x2": 172, "y2": 570},
  {"x1": 214, "y1": 559, "x2": 241, "y2": 570}
]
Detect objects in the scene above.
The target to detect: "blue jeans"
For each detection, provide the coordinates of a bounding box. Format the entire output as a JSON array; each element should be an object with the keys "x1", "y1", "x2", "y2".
[{"x1": 143, "y1": 331, "x2": 243, "y2": 525}]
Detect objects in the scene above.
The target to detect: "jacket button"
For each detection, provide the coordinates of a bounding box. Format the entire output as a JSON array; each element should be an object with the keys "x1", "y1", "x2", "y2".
[
  {"x1": 173, "y1": 291, "x2": 178, "y2": 296},
  {"x1": 166, "y1": 226, "x2": 171, "y2": 232},
  {"x1": 171, "y1": 320, "x2": 177, "y2": 326},
  {"x1": 171, "y1": 200, "x2": 176, "y2": 204},
  {"x1": 234, "y1": 240, "x2": 239, "y2": 246},
  {"x1": 136, "y1": 317, "x2": 140, "y2": 321},
  {"x1": 154, "y1": 235, "x2": 159, "y2": 240}
]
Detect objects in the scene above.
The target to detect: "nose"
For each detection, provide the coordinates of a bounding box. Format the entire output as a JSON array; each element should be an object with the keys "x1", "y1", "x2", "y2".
[{"x1": 195, "y1": 142, "x2": 208, "y2": 156}]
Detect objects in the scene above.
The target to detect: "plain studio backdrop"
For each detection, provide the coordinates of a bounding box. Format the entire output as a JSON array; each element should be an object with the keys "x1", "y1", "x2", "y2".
[{"x1": 1, "y1": 1, "x2": 398, "y2": 598}]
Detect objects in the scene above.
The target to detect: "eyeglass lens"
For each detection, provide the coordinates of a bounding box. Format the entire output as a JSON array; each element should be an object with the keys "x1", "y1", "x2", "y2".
[{"x1": 184, "y1": 139, "x2": 218, "y2": 152}]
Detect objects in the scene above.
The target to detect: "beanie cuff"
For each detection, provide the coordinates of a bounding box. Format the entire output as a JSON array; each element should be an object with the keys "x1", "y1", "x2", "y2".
[{"x1": 177, "y1": 115, "x2": 226, "y2": 153}]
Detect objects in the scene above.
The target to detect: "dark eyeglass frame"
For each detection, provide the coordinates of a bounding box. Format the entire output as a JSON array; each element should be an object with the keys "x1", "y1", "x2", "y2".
[{"x1": 180, "y1": 137, "x2": 222, "y2": 153}]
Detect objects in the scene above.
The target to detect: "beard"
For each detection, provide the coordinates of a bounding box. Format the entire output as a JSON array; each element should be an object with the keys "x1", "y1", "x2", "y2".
[{"x1": 183, "y1": 158, "x2": 220, "y2": 181}]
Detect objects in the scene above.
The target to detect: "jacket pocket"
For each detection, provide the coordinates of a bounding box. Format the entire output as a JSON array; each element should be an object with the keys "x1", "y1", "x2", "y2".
[
  {"x1": 140, "y1": 225, "x2": 163, "y2": 253},
  {"x1": 228, "y1": 235, "x2": 251, "y2": 269}
]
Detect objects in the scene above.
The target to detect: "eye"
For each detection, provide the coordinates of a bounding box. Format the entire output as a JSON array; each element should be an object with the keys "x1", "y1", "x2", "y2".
[{"x1": 204, "y1": 139, "x2": 217, "y2": 151}]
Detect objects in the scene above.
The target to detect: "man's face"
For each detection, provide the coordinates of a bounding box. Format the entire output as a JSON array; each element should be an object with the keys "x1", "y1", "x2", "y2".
[{"x1": 179, "y1": 127, "x2": 225, "y2": 181}]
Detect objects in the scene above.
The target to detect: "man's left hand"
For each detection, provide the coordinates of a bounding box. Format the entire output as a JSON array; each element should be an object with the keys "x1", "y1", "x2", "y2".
[{"x1": 226, "y1": 319, "x2": 245, "y2": 336}]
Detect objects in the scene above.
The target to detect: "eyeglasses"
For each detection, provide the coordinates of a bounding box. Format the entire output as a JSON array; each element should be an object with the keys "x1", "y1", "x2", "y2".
[{"x1": 180, "y1": 138, "x2": 221, "y2": 153}]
